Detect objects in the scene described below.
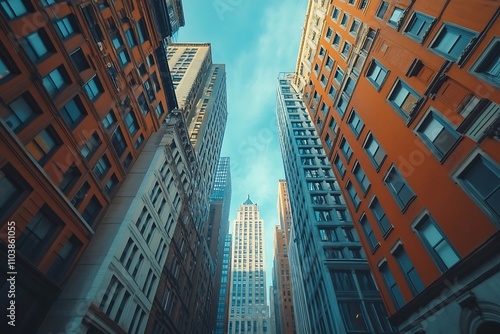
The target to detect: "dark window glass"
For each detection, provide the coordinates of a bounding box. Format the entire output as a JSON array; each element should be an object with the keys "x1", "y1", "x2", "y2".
[
  {"x1": 18, "y1": 209, "x2": 59, "y2": 262},
  {"x1": 70, "y1": 48, "x2": 90, "y2": 72},
  {"x1": 59, "y1": 96, "x2": 87, "y2": 129},
  {"x1": 82, "y1": 195, "x2": 102, "y2": 226},
  {"x1": 25, "y1": 126, "x2": 61, "y2": 165}
]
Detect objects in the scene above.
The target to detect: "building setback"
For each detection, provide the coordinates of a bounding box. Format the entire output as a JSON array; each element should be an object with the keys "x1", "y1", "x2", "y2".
[
  {"x1": 228, "y1": 197, "x2": 270, "y2": 334},
  {"x1": 276, "y1": 73, "x2": 394, "y2": 334},
  {"x1": 294, "y1": 0, "x2": 500, "y2": 333},
  {"x1": 272, "y1": 180, "x2": 297, "y2": 334},
  {"x1": 0, "y1": 0, "x2": 183, "y2": 331}
]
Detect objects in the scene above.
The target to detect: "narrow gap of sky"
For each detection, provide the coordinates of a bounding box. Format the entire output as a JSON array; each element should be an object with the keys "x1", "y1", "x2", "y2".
[{"x1": 177, "y1": 0, "x2": 308, "y2": 295}]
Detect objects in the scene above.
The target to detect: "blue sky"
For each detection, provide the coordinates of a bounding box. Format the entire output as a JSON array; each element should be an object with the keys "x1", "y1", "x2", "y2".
[{"x1": 177, "y1": 0, "x2": 308, "y2": 295}]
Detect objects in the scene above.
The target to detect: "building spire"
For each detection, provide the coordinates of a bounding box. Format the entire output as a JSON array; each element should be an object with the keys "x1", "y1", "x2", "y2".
[{"x1": 243, "y1": 194, "x2": 253, "y2": 205}]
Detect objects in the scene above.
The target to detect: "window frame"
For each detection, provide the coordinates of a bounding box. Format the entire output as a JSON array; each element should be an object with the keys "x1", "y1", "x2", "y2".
[
  {"x1": 414, "y1": 108, "x2": 461, "y2": 161},
  {"x1": 428, "y1": 23, "x2": 477, "y2": 63},
  {"x1": 366, "y1": 59, "x2": 389, "y2": 90},
  {"x1": 412, "y1": 212, "x2": 460, "y2": 272},
  {"x1": 452, "y1": 150, "x2": 500, "y2": 223},
  {"x1": 469, "y1": 36, "x2": 500, "y2": 88},
  {"x1": 387, "y1": 78, "x2": 420, "y2": 119},
  {"x1": 384, "y1": 166, "x2": 416, "y2": 210},
  {"x1": 347, "y1": 109, "x2": 364, "y2": 137},
  {"x1": 403, "y1": 11, "x2": 434, "y2": 43},
  {"x1": 363, "y1": 133, "x2": 387, "y2": 170},
  {"x1": 25, "y1": 126, "x2": 61, "y2": 166}
]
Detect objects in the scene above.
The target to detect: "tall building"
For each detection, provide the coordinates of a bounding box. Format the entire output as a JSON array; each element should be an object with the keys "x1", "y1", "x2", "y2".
[
  {"x1": 228, "y1": 196, "x2": 269, "y2": 334},
  {"x1": 208, "y1": 157, "x2": 233, "y2": 332},
  {"x1": 167, "y1": 43, "x2": 228, "y2": 234},
  {"x1": 294, "y1": 0, "x2": 500, "y2": 333},
  {"x1": 276, "y1": 73, "x2": 394, "y2": 334},
  {"x1": 216, "y1": 234, "x2": 234, "y2": 334},
  {"x1": 0, "y1": 0, "x2": 183, "y2": 331},
  {"x1": 37, "y1": 111, "x2": 206, "y2": 333},
  {"x1": 273, "y1": 180, "x2": 296, "y2": 334}
]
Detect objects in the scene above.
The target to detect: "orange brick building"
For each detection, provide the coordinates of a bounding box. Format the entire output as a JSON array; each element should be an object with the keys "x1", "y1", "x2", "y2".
[
  {"x1": 295, "y1": 0, "x2": 500, "y2": 332},
  {"x1": 0, "y1": 0, "x2": 183, "y2": 331}
]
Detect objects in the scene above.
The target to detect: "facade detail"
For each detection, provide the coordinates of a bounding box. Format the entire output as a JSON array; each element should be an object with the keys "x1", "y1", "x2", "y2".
[
  {"x1": 0, "y1": 0, "x2": 183, "y2": 331},
  {"x1": 276, "y1": 73, "x2": 394, "y2": 334},
  {"x1": 294, "y1": 0, "x2": 500, "y2": 333},
  {"x1": 227, "y1": 197, "x2": 269, "y2": 334}
]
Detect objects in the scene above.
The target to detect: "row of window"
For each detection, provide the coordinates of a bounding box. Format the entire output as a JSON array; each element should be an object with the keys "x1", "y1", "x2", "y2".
[{"x1": 374, "y1": 1, "x2": 499, "y2": 87}]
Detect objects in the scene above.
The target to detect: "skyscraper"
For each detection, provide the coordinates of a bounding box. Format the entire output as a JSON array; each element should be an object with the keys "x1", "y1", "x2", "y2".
[
  {"x1": 276, "y1": 73, "x2": 394, "y2": 334},
  {"x1": 228, "y1": 196, "x2": 269, "y2": 334},
  {"x1": 216, "y1": 234, "x2": 234, "y2": 334},
  {"x1": 208, "y1": 157, "x2": 233, "y2": 332},
  {"x1": 273, "y1": 180, "x2": 296, "y2": 334},
  {"x1": 0, "y1": 0, "x2": 183, "y2": 331},
  {"x1": 294, "y1": 0, "x2": 500, "y2": 332},
  {"x1": 167, "y1": 43, "x2": 228, "y2": 234}
]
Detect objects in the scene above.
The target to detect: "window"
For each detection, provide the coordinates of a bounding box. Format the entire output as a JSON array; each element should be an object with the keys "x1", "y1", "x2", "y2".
[
  {"x1": 346, "y1": 181, "x2": 361, "y2": 209},
  {"x1": 359, "y1": 215, "x2": 378, "y2": 251},
  {"x1": 331, "y1": 7, "x2": 340, "y2": 21},
  {"x1": 125, "y1": 28, "x2": 137, "y2": 47},
  {"x1": 340, "y1": 302, "x2": 368, "y2": 331},
  {"x1": 388, "y1": 7, "x2": 404, "y2": 27},
  {"x1": 70, "y1": 48, "x2": 90, "y2": 72},
  {"x1": 366, "y1": 59, "x2": 388, "y2": 89},
  {"x1": 59, "y1": 163, "x2": 81, "y2": 194},
  {"x1": 0, "y1": 51, "x2": 16, "y2": 83},
  {"x1": 353, "y1": 163, "x2": 370, "y2": 194},
  {"x1": 134, "y1": 134, "x2": 144, "y2": 149},
  {"x1": 388, "y1": 79, "x2": 420, "y2": 118},
  {"x1": 364, "y1": 133, "x2": 386, "y2": 169},
  {"x1": 393, "y1": 246, "x2": 425, "y2": 295},
  {"x1": 470, "y1": 37, "x2": 500, "y2": 87},
  {"x1": 341, "y1": 42, "x2": 351, "y2": 58},
  {"x1": 404, "y1": 12, "x2": 434, "y2": 42},
  {"x1": 136, "y1": 19, "x2": 149, "y2": 44},
  {"x1": 84, "y1": 76, "x2": 103, "y2": 101},
  {"x1": 385, "y1": 166, "x2": 415, "y2": 209},
  {"x1": 347, "y1": 110, "x2": 364, "y2": 137},
  {"x1": 80, "y1": 131, "x2": 101, "y2": 160},
  {"x1": 325, "y1": 27, "x2": 333, "y2": 40},
  {"x1": 111, "y1": 127, "x2": 127, "y2": 156},
  {"x1": 376, "y1": 1, "x2": 389, "y2": 19},
  {"x1": 331, "y1": 271, "x2": 355, "y2": 291},
  {"x1": 47, "y1": 235, "x2": 81, "y2": 281},
  {"x1": 379, "y1": 262, "x2": 405, "y2": 309},
  {"x1": 340, "y1": 13, "x2": 350, "y2": 28},
  {"x1": 0, "y1": 167, "x2": 27, "y2": 217},
  {"x1": 325, "y1": 56, "x2": 334, "y2": 70},
  {"x1": 328, "y1": 85, "x2": 336, "y2": 100},
  {"x1": 333, "y1": 68, "x2": 344, "y2": 86},
  {"x1": 4, "y1": 93, "x2": 39, "y2": 132},
  {"x1": 0, "y1": 0, "x2": 28, "y2": 19},
  {"x1": 112, "y1": 35, "x2": 130, "y2": 66},
  {"x1": 102, "y1": 110, "x2": 117, "y2": 130},
  {"x1": 339, "y1": 137, "x2": 353, "y2": 161},
  {"x1": 332, "y1": 33, "x2": 341, "y2": 48},
  {"x1": 318, "y1": 74, "x2": 327, "y2": 88},
  {"x1": 20, "y1": 30, "x2": 51, "y2": 62},
  {"x1": 59, "y1": 96, "x2": 86, "y2": 129},
  {"x1": 416, "y1": 110, "x2": 460, "y2": 159},
  {"x1": 94, "y1": 154, "x2": 110, "y2": 180},
  {"x1": 455, "y1": 152, "x2": 500, "y2": 221},
  {"x1": 55, "y1": 15, "x2": 77, "y2": 39},
  {"x1": 429, "y1": 23, "x2": 477, "y2": 62},
  {"x1": 349, "y1": 19, "x2": 360, "y2": 35},
  {"x1": 125, "y1": 112, "x2": 139, "y2": 136},
  {"x1": 25, "y1": 126, "x2": 61, "y2": 165},
  {"x1": 369, "y1": 197, "x2": 391, "y2": 235},
  {"x1": 414, "y1": 214, "x2": 460, "y2": 271},
  {"x1": 43, "y1": 66, "x2": 69, "y2": 96},
  {"x1": 18, "y1": 210, "x2": 59, "y2": 262},
  {"x1": 82, "y1": 195, "x2": 102, "y2": 225},
  {"x1": 356, "y1": 271, "x2": 377, "y2": 291},
  {"x1": 334, "y1": 155, "x2": 346, "y2": 177}
]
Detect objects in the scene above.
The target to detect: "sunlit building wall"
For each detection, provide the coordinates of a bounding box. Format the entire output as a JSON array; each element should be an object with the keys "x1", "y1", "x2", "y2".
[
  {"x1": 276, "y1": 73, "x2": 394, "y2": 334},
  {"x1": 227, "y1": 197, "x2": 269, "y2": 334},
  {"x1": 296, "y1": 0, "x2": 500, "y2": 332}
]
